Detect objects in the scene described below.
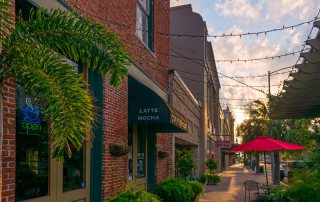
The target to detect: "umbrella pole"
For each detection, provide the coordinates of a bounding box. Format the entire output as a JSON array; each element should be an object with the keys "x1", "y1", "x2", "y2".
[{"x1": 264, "y1": 151, "x2": 268, "y2": 185}]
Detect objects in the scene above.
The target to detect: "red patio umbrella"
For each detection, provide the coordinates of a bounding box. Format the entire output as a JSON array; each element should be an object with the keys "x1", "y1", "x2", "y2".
[{"x1": 229, "y1": 136, "x2": 304, "y2": 185}]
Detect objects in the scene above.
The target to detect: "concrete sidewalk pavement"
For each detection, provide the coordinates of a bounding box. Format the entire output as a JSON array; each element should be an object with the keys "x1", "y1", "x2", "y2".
[{"x1": 198, "y1": 164, "x2": 272, "y2": 202}]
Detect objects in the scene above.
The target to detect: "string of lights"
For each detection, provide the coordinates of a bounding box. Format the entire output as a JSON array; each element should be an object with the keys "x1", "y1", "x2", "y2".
[
  {"x1": 170, "y1": 49, "x2": 268, "y2": 95},
  {"x1": 122, "y1": 38, "x2": 310, "y2": 63},
  {"x1": 73, "y1": 5, "x2": 320, "y2": 39},
  {"x1": 276, "y1": 10, "x2": 320, "y2": 95},
  {"x1": 172, "y1": 89, "x2": 253, "y2": 109},
  {"x1": 130, "y1": 51, "x2": 292, "y2": 86}
]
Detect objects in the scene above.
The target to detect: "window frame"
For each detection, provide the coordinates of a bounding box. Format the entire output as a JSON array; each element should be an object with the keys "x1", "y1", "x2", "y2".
[{"x1": 136, "y1": 0, "x2": 153, "y2": 50}]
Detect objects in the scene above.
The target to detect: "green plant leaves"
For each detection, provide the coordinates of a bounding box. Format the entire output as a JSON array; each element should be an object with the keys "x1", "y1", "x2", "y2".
[{"x1": 1, "y1": 7, "x2": 131, "y2": 161}]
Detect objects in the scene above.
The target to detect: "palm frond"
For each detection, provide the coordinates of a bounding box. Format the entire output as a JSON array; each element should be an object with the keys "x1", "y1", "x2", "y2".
[
  {"x1": 1, "y1": 8, "x2": 131, "y2": 161},
  {"x1": 13, "y1": 8, "x2": 131, "y2": 86},
  {"x1": 0, "y1": 0, "x2": 13, "y2": 40},
  {"x1": 4, "y1": 42, "x2": 94, "y2": 161}
]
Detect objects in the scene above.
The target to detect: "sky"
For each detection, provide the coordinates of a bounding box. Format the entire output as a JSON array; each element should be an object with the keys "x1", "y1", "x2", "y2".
[{"x1": 170, "y1": 0, "x2": 319, "y2": 128}]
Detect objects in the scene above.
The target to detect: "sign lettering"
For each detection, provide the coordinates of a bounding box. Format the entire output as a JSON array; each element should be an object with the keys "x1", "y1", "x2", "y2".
[{"x1": 137, "y1": 108, "x2": 160, "y2": 121}]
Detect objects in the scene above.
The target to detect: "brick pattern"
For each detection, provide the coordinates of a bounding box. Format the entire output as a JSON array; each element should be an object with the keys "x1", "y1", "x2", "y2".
[
  {"x1": 102, "y1": 78, "x2": 128, "y2": 200},
  {"x1": 65, "y1": 0, "x2": 170, "y2": 198},
  {"x1": 1, "y1": 1, "x2": 171, "y2": 200},
  {"x1": 156, "y1": 133, "x2": 170, "y2": 183},
  {"x1": 168, "y1": 72, "x2": 201, "y2": 177},
  {"x1": 1, "y1": 78, "x2": 16, "y2": 202},
  {"x1": 66, "y1": 0, "x2": 170, "y2": 91}
]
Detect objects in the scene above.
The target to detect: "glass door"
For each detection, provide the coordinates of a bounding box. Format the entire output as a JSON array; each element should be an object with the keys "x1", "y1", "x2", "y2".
[
  {"x1": 56, "y1": 147, "x2": 90, "y2": 202},
  {"x1": 132, "y1": 125, "x2": 148, "y2": 189}
]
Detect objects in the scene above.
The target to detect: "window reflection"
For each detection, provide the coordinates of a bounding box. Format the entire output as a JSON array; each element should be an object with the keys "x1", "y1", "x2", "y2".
[{"x1": 63, "y1": 148, "x2": 85, "y2": 191}]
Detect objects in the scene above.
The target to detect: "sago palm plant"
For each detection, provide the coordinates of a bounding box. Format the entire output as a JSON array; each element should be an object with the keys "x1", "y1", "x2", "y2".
[{"x1": 0, "y1": 0, "x2": 130, "y2": 161}]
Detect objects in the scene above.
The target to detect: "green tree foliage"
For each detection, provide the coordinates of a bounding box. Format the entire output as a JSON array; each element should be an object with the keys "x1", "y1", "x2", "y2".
[
  {"x1": 0, "y1": 1, "x2": 130, "y2": 161},
  {"x1": 237, "y1": 98, "x2": 314, "y2": 183},
  {"x1": 176, "y1": 149, "x2": 196, "y2": 179},
  {"x1": 205, "y1": 159, "x2": 217, "y2": 173}
]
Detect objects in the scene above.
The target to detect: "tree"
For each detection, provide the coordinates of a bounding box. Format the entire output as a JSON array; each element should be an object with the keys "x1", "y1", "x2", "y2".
[
  {"x1": 176, "y1": 150, "x2": 196, "y2": 179},
  {"x1": 0, "y1": 1, "x2": 130, "y2": 161},
  {"x1": 205, "y1": 159, "x2": 217, "y2": 174},
  {"x1": 237, "y1": 98, "x2": 313, "y2": 184}
]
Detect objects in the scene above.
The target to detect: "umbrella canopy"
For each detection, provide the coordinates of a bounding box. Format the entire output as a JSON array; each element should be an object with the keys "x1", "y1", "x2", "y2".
[
  {"x1": 229, "y1": 136, "x2": 304, "y2": 186},
  {"x1": 229, "y1": 136, "x2": 304, "y2": 152}
]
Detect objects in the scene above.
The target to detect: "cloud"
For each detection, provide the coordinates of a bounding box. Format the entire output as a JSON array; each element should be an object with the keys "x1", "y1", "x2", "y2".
[
  {"x1": 215, "y1": 0, "x2": 264, "y2": 23},
  {"x1": 261, "y1": 0, "x2": 319, "y2": 21}
]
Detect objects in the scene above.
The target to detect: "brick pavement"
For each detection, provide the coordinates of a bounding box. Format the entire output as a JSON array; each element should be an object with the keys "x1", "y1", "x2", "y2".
[{"x1": 198, "y1": 163, "x2": 272, "y2": 202}]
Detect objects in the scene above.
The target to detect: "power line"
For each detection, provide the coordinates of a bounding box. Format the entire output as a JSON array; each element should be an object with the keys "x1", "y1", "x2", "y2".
[{"x1": 73, "y1": 5, "x2": 320, "y2": 39}]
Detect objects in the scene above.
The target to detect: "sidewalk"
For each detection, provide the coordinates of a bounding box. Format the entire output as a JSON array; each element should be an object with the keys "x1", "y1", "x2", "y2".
[{"x1": 198, "y1": 164, "x2": 271, "y2": 202}]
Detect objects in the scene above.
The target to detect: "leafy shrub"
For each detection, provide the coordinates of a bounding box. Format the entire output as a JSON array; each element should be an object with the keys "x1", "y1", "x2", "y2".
[
  {"x1": 286, "y1": 169, "x2": 320, "y2": 202},
  {"x1": 108, "y1": 185, "x2": 160, "y2": 202},
  {"x1": 199, "y1": 173, "x2": 221, "y2": 185},
  {"x1": 188, "y1": 181, "x2": 204, "y2": 201},
  {"x1": 156, "y1": 178, "x2": 193, "y2": 202},
  {"x1": 176, "y1": 150, "x2": 196, "y2": 179},
  {"x1": 205, "y1": 159, "x2": 218, "y2": 173},
  {"x1": 258, "y1": 186, "x2": 291, "y2": 202}
]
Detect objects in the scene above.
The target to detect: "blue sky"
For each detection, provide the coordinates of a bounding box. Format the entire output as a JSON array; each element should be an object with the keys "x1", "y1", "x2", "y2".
[{"x1": 170, "y1": 0, "x2": 319, "y2": 125}]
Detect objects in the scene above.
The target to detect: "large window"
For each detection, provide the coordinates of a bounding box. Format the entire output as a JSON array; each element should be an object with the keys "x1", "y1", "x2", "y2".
[
  {"x1": 15, "y1": 87, "x2": 49, "y2": 201},
  {"x1": 136, "y1": 0, "x2": 153, "y2": 49}
]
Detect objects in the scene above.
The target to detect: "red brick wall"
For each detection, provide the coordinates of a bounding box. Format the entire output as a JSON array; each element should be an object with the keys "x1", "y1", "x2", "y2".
[
  {"x1": 102, "y1": 78, "x2": 128, "y2": 200},
  {"x1": 67, "y1": 0, "x2": 170, "y2": 90},
  {"x1": 156, "y1": 134, "x2": 171, "y2": 183},
  {"x1": 66, "y1": 0, "x2": 170, "y2": 198},
  {"x1": 1, "y1": 1, "x2": 170, "y2": 201},
  {"x1": 1, "y1": 0, "x2": 16, "y2": 201},
  {"x1": 1, "y1": 78, "x2": 16, "y2": 202}
]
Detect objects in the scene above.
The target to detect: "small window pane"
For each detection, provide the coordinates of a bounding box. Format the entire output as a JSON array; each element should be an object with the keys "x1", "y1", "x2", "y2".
[
  {"x1": 15, "y1": 87, "x2": 49, "y2": 201},
  {"x1": 63, "y1": 148, "x2": 85, "y2": 191},
  {"x1": 136, "y1": 5, "x2": 148, "y2": 45},
  {"x1": 138, "y1": 0, "x2": 149, "y2": 13}
]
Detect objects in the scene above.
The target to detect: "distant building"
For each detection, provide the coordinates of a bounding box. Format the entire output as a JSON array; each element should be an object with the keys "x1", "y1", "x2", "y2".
[{"x1": 170, "y1": 4, "x2": 220, "y2": 175}]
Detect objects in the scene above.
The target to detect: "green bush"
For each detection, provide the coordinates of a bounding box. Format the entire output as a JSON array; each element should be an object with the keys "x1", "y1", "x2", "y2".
[
  {"x1": 205, "y1": 159, "x2": 218, "y2": 173},
  {"x1": 286, "y1": 169, "x2": 320, "y2": 202},
  {"x1": 156, "y1": 178, "x2": 193, "y2": 202},
  {"x1": 176, "y1": 150, "x2": 196, "y2": 179},
  {"x1": 188, "y1": 181, "x2": 204, "y2": 201},
  {"x1": 199, "y1": 173, "x2": 221, "y2": 185},
  {"x1": 108, "y1": 185, "x2": 160, "y2": 202}
]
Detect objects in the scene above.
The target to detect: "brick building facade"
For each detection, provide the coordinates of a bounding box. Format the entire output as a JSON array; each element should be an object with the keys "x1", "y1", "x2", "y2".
[
  {"x1": 168, "y1": 70, "x2": 201, "y2": 177},
  {"x1": 1, "y1": 0, "x2": 189, "y2": 201}
]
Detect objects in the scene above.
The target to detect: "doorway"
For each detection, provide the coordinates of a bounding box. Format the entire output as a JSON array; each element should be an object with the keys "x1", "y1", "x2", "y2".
[{"x1": 128, "y1": 125, "x2": 148, "y2": 189}]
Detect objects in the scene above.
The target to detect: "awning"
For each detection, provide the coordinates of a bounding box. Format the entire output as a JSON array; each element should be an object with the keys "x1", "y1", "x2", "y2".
[
  {"x1": 128, "y1": 77, "x2": 188, "y2": 132},
  {"x1": 269, "y1": 21, "x2": 320, "y2": 119}
]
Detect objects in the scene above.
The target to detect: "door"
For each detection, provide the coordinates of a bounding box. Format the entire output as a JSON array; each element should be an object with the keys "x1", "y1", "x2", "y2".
[
  {"x1": 129, "y1": 125, "x2": 148, "y2": 189},
  {"x1": 57, "y1": 147, "x2": 90, "y2": 202}
]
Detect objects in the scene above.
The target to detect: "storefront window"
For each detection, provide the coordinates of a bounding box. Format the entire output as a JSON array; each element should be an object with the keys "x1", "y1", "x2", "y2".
[
  {"x1": 63, "y1": 148, "x2": 85, "y2": 191},
  {"x1": 136, "y1": 126, "x2": 146, "y2": 178},
  {"x1": 15, "y1": 87, "x2": 49, "y2": 201}
]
